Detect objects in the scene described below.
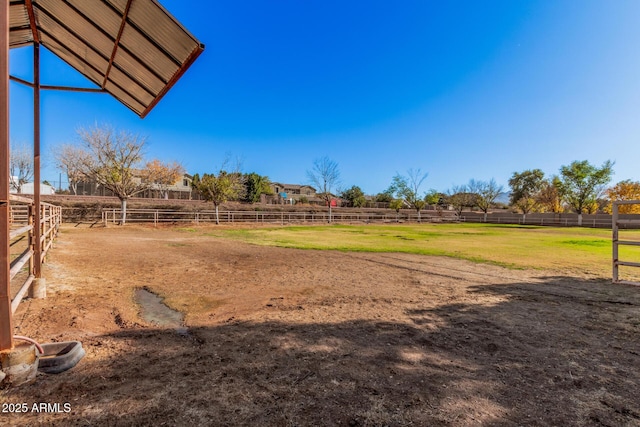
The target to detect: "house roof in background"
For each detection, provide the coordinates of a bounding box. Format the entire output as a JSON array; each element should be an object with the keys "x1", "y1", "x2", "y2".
[
  {"x1": 271, "y1": 183, "x2": 316, "y2": 190},
  {"x1": 8, "y1": 0, "x2": 204, "y2": 117}
]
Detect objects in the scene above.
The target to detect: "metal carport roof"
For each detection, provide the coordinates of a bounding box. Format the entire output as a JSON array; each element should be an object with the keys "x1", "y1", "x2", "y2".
[
  {"x1": 1, "y1": 1, "x2": 204, "y2": 353},
  {"x1": 8, "y1": 0, "x2": 204, "y2": 117}
]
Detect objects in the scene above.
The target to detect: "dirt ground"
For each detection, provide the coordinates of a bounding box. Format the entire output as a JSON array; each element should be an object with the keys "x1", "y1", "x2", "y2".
[{"x1": 2, "y1": 224, "x2": 640, "y2": 426}]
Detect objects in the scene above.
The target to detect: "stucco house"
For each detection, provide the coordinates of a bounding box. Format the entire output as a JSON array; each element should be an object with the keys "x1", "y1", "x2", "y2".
[
  {"x1": 269, "y1": 182, "x2": 320, "y2": 204},
  {"x1": 76, "y1": 173, "x2": 195, "y2": 199}
]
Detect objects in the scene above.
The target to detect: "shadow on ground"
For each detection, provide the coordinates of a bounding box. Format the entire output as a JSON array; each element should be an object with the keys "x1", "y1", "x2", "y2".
[{"x1": 3, "y1": 276, "x2": 640, "y2": 426}]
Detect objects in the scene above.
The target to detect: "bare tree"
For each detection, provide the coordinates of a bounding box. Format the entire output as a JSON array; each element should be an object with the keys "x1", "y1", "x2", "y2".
[
  {"x1": 142, "y1": 159, "x2": 185, "y2": 199},
  {"x1": 77, "y1": 124, "x2": 150, "y2": 224},
  {"x1": 307, "y1": 156, "x2": 341, "y2": 223},
  {"x1": 53, "y1": 143, "x2": 92, "y2": 195},
  {"x1": 447, "y1": 185, "x2": 477, "y2": 217},
  {"x1": 468, "y1": 178, "x2": 503, "y2": 222},
  {"x1": 9, "y1": 141, "x2": 33, "y2": 193}
]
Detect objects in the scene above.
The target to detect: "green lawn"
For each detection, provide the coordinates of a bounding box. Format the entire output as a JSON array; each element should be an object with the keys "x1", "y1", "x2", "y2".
[{"x1": 195, "y1": 223, "x2": 640, "y2": 278}]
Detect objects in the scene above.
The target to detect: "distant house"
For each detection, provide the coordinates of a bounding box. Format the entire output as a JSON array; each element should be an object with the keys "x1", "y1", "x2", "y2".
[
  {"x1": 141, "y1": 173, "x2": 195, "y2": 200},
  {"x1": 76, "y1": 173, "x2": 196, "y2": 200},
  {"x1": 20, "y1": 182, "x2": 56, "y2": 195},
  {"x1": 269, "y1": 183, "x2": 320, "y2": 204}
]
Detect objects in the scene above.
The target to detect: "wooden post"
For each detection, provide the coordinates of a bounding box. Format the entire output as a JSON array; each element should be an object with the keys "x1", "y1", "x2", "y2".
[{"x1": 0, "y1": 0, "x2": 13, "y2": 351}]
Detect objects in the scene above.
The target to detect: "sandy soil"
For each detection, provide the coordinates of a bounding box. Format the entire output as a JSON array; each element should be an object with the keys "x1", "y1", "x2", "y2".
[{"x1": 2, "y1": 224, "x2": 640, "y2": 426}]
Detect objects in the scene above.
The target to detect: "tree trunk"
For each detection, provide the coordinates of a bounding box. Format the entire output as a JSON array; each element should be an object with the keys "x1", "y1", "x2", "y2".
[
  {"x1": 215, "y1": 204, "x2": 220, "y2": 225},
  {"x1": 578, "y1": 213, "x2": 583, "y2": 226},
  {"x1": 121, "y1": 198, "x2": 127, "y2": 225},
  {"x1": 417, "y1": 209, "x2": 421, "y2": 223},
  {"x1": 483, "y1": 212, "x2": 488, "y2": 223},
  {"x1": 328, "y1": 201, "x2": 332, "y2": 223}
]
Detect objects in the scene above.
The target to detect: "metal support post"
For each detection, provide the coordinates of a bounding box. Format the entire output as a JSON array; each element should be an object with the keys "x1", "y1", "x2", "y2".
[{"x1": 1, "y1": 1, "x2": 13, "y2": 351}]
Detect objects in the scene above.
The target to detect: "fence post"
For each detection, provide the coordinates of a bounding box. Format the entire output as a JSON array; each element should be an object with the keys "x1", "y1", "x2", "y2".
[{"x1": 28, "y1": 204, "x2": 34, "y2": 276}]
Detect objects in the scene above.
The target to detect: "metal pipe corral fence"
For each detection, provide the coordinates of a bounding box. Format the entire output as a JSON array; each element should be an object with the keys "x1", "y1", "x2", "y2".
[
  {"x1": 9, "y1": 195, "x2": 62, "y2": 314},
  {"x1": 101, "y1": 208, "x2": 463, "y2": 226}
]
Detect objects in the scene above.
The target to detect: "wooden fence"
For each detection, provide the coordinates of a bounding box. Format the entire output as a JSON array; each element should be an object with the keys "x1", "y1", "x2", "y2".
[{"x1": 9, "y1": 195, "x2": 62, "y2": 313}]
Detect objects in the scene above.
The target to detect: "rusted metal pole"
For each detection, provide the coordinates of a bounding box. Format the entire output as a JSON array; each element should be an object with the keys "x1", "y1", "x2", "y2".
[
  {"x1": 0, "y1": 0, "x2": 13, "y2": 351},
  {"x1": 33, "y1": 43, "x2": 41, "y2": 279}
]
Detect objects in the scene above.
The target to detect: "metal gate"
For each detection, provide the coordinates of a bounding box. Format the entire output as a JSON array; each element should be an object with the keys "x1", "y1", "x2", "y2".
[{"x1": 612, "y1": 200, "x2": 640, "y2": 285}]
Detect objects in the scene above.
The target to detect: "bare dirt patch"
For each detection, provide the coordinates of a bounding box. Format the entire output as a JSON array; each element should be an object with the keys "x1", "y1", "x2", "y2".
[{"x1": 2, "y1": 224, "x2": 640, "y2": 426}]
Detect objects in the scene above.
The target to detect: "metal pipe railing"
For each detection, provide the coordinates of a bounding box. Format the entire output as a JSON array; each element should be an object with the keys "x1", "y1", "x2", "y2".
[
  {"x1": 612, "y1": 200, "x2": 640, "y2": 285},
  {"x1": 8, "y1": 196, "x2": 62, "y2": 314}
]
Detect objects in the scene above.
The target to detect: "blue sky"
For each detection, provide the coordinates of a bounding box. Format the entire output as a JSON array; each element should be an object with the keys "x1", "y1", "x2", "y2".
[{"x1": 8, "y1": 0, "x2": 640, "y2": 195}]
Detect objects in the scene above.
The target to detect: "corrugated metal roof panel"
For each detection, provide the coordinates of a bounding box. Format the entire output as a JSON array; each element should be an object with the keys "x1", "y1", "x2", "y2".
[
  {"x1": 9, "y1": 2, "x2": 30, "y2": 28},
  {"x1": 40, "y1": 34, "x2": 104, "y2": 87},
  {"x1": 8, "y1": 0, "x2": 204, "y2": 118},
  {"x1": 104, "y1": 81, "x2": 146, "y2": 116},
  {"x1": 9, "y1": 28, "x2": 33, "y2": 48},
  {"x1": 35, "y1": 10, "x2": 110, "y2": 68},
  {"x1": 127, "y1": 0, "x2": 197, "y2": 63},
  {"x1": 107, "y1": 66, "x2": 154, "y2": 106},
  {"x1": 104, "y1": 0, "x2": 128, "y2": 14},
  {"x1": 35, "y1": 0, "x2": 116, "y2": 59},
  {"x1": 65, "y1": 0, "x2": 122, "y2": 37},
  {"x1": 119, "y1": 24, "x2": 175, "y2": 82},
  {"x1": 113, "y1": 50, "x2": 165, "y2": 94},
  {"x1": 9, "y1": 1, "x2": 34, "y2": 47}
]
